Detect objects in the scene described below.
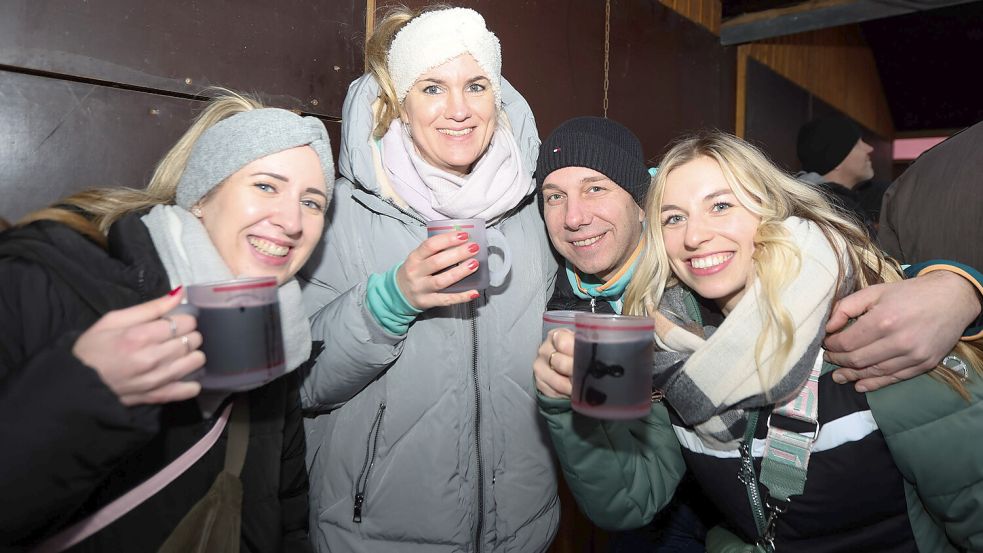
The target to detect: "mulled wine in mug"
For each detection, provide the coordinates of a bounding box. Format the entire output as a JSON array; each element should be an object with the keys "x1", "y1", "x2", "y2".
[
  {"x1": 572, "y1": 312, "x2": 654, "y2": 420},
  {"x1": 426, "y1": 218, "x2": 512, "y2": 293},
  {"x1": 174, "y1": 276, "x2": 285, "y2": 391}
]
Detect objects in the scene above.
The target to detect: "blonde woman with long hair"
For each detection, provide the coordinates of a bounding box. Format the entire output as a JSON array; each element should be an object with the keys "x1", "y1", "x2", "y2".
[
  {"x1": 539, "y1": 131, "x2": 983, "y2": 552},
  {"x1": 0, "y1": 91, "x2": 332, "y2": 551}
]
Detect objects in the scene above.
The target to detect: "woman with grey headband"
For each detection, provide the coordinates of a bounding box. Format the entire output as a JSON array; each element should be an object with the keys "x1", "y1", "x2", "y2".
[
  {"x1": 0, "y1": 91, "x2": 332, "y2": 551},
  {"x1": 299, "y1": 6, "x2": 559, "y2": 552}
]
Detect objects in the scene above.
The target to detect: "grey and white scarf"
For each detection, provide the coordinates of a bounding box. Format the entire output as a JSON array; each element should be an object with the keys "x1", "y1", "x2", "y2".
[{"x1": 652, "y1": 217, "x2": 848, "y2": 450}]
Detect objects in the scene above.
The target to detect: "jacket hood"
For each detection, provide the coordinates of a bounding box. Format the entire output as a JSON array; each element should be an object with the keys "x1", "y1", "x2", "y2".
[{"x1": 337, "y1": 73, "x2": 541, "y2": 196}]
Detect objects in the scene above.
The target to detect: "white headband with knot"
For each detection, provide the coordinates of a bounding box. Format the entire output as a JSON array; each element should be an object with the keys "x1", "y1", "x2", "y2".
[{"x1": 387, "y1": 7, "x2": 502, "y2": 106}]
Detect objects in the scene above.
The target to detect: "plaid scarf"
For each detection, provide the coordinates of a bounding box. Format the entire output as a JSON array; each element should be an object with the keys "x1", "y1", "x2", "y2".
[{"x1": 652, "y1": 217, "x2": 846, "y2": 450}]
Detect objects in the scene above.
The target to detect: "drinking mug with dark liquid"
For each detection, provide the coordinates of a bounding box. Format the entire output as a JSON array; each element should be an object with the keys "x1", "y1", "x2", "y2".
[
  {"x1": 179, "y1": 276, "x2": 285, "y2": 392},
  {"x1": 572, "y1": 312, "x2": 654, "y2": 420},
  {"x1": 426, "y1": 218, "x2": 512, "y2": 293}
]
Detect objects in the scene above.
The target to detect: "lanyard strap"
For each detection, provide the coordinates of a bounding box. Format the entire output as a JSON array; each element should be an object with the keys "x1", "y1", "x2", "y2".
[
  {"x1": 760, "y1": 354, "x2": 822, "y2": 502},
  {"x1": 737, "y1": 354, "x2": 823, "y2": 551},
  {"x1": 33, "y1": 402, "x2": 236, "y2": 553}
]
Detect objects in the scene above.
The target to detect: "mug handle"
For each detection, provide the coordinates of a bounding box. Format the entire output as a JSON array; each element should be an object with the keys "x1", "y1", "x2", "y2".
[{"x1": 486, "y1": 228, "x2": 512, "y2": 287}]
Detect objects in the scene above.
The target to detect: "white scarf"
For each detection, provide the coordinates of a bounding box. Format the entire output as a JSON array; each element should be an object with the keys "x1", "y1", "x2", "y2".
[
  {"x1": 380, "y1": 117, "x2": 535, "y2": 224},
  {"x1": 652, "y1": 217, "x2": 847, "y2": 450},
  {"x1": 141, "y1": 206, "x2": 312, "y2": 409}
]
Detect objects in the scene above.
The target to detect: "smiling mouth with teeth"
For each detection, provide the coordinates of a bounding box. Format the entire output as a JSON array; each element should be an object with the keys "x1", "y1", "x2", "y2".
[
  {"x1": 249, "y1": 237, "x2": 289, "y2": 257},
  {"x1": 438, "y1": 128, "x2": 474, "y2": 136},
  {"x1": 572, "y1": 235, "x2": 603, "y2": 247},
  {"x1": 689, "y1": 253, "x2": 733, "y2": 269}
]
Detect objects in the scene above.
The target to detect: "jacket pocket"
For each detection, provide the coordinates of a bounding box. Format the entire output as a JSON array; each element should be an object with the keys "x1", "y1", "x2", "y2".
[{"x1": 353, "y1": 402, "x2": 386, "y2": 523}]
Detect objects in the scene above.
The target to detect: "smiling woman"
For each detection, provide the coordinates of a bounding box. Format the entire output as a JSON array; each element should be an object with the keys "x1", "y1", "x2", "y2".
[
  {"x1": 195, "y1": 147, "x2": 328, "y2": 284},
  {"x1": 0, "y1": 91, "x2": 333, "y2": 551},
  {"x1": 299, "y1": 5, "x2": 560, "y2": 553}
]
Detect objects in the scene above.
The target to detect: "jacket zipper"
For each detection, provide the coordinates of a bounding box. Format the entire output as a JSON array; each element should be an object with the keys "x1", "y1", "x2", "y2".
[
  {"x1": 469, "y1": 299, "x2": 484, "y2": 552},
  {"x1": 353, "y1": 402, "x2": 386, "y2": 523}
]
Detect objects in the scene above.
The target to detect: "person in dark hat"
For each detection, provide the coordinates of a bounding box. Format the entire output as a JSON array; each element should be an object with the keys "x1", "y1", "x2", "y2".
[
  {"x1": 796, "y1": 114, "x2": 886, "y2": 235},
  {"x1": 532, "y1": 116, "x2": 714, "y2": 552}
]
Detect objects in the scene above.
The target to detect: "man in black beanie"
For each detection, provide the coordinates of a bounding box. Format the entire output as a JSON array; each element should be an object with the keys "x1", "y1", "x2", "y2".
[
  {"x1": 532, "y1": 116, "x2": 712, "y2": 552},
  {"x1": 796, "y1": 115, "x2": 885, "y2": 234},
  {"x1": 534, "y1": 116, "x2": 650, "y2": 301}
]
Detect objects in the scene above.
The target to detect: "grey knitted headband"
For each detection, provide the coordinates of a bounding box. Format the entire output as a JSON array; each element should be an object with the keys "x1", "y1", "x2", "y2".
[{"x1": 176, "y1": 108, "x2": 335, "y2": 209}]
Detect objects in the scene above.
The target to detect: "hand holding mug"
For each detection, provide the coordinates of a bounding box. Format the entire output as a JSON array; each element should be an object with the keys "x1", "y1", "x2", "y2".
[
  {"x1": 534, "y1": 328, "x2": 575, "y2": 399},
  {"x1": 396, "y1": 229, "x2": 483, "y2": 310},
  {"x1": 73, "y1": 288, "x2": 204, "y2": 406}
]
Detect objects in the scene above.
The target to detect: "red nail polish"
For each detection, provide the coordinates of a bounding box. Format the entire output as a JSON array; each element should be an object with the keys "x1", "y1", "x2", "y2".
[
  {"x1": 168, "y1": 285, "x2": 183, "y2": 297},
  {"x1": 467, "y1": 260, "x2": 479, "y2": 271},
  {"x1": 456, "y1": 232, "x2": 469, "y2": 241},
  {"x1": 470, "y1": 292, "x2": 480, "y2": 300},
  {"x1": 467, "y1": 243, "x2": 480, "y2": 254}
]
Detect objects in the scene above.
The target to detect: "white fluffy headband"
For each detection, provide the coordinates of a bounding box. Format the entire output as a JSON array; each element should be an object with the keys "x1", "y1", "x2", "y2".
[{"x1": 387, "y1": 7, "x2": 502, "y2": 106}]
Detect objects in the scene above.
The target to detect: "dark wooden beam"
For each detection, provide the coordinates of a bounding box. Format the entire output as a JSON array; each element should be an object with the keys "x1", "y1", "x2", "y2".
[{"x1": 721, "y1": 0, "x2": 979, "y2": 45}]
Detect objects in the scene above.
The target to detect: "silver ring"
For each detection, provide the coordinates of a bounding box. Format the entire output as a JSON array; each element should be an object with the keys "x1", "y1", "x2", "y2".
[
  {"x1": 180, "y1": 334, "x2": 191, "y2": 355},
  {"x1": 163, "y1": 315, "x2": 177, "y2": 339},
  {"x1": 548, "y1": 351, "x2": 558, "y2": 368}
]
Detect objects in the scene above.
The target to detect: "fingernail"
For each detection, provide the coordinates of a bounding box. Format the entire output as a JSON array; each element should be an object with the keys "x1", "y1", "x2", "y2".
[
  {"x1": 467, "y1": 243, "x2": 480, "y2": 254},
  {"x1": 466, "y1": 260, "x2": 479, "y2": 271},
  {"x1": 856, "y1": 384, "x2": 868, "y2": 393},
  {"x1": 832, "y1": 373, "x2": 846, "y2": 384},
  {"x1": 470, "y1": 292, "x2": 480, "y2": 300},
  {"x1": 456, "y1": 232, "x2": 469, "y2": 241},
  {"x1": 168, "y1": 285, "x2": 183, "y2": 297}
]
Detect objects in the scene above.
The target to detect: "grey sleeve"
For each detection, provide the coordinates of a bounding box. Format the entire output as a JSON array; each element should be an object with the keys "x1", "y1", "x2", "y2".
[{"x1": 300, "y1": 278, "x2": 404, "y2": 411}]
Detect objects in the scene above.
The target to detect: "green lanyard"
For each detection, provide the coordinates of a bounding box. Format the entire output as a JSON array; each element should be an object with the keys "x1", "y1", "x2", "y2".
[{"x1": 737, "y1": 357, "x2": 822, "y2": 552}]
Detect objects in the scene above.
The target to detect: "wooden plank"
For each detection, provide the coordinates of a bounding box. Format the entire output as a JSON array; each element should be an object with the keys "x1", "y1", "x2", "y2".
[
  {"x1": 720, "y1": 0, "x2": 978, "y2": 45},
  {"x1": 0, "y1": 0, "x2": 365, "y2": 117},
  {"x1": 0, "y1": 70, "x2": 341, "y2": 222}
]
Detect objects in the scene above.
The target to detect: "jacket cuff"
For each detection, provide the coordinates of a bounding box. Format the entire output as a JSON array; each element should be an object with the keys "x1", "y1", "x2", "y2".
[
  {"x1": 365, "y1": 263, "x2": 422, "y2": 336},
  {"x1": 537, "y1": 391, "x2": 573, "y2": 414},
  {"x1": 908, "y1": 260, "x2": 983, "y2": 340}
]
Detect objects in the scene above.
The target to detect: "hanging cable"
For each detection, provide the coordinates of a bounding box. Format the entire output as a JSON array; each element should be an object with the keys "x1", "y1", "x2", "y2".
[{"x1": 603, "y1": 0, "x2": 611, "y2": 118}]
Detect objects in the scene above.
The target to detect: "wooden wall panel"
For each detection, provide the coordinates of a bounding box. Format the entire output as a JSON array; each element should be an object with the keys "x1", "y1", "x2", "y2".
[
  {"x1": 744, "y1": 58, "x2": 810, "y2": 171},
  {"x1": 0, "y1": 70, "x2": 341, "y2": 222},
  {"x1": 0, "y1": 0, "x2": 365, "y2": 117},
  {"x1": 610, "y1": 0, "x2": 736, "y2": 160},
  {"x1": 738, "y1": 24, "x2": 894, "y2": 138},
  {"x1": 659, "y1": 0, "x2": 721, "y2": 34}
]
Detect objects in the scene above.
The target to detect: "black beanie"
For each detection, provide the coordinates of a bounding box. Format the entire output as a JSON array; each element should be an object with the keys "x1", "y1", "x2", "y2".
[
  {"x1": 535, "y1": 117, "x2": 651, "y2": 210},
  {"x1": 796, "y1": 115, "x2": 861, "y2": 175}
]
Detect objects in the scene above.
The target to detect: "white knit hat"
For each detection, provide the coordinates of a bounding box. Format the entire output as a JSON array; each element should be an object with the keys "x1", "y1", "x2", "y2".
[{"x1": 387, "y1": 7, "x2": 502, "y2": 106}]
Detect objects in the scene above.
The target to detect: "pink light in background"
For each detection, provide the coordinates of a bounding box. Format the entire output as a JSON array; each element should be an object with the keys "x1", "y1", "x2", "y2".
[{"x1": 893, "y1": 136, "x2": 947, "y2": 160}]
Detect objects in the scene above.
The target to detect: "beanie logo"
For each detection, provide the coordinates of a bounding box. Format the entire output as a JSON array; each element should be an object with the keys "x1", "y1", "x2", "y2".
[{"x1": 552, "y1": 147, "x2": 561, "y2": 153}]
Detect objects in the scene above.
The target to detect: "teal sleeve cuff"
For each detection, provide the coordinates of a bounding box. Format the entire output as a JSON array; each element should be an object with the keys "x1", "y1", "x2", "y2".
[
  {"x1": 907, "y1": 259, "x2": 983, "y2": 339},
  {"x1": 365, "y1": 263, "x2": 423, "y2": 336}
]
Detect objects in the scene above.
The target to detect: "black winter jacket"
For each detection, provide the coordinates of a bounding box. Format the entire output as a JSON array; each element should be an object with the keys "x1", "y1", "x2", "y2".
[{"x1": 0, "y1": 214, "x2": 312, "y2": 552}]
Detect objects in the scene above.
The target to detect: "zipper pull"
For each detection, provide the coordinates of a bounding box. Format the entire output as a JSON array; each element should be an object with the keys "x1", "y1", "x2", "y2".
[
  {"x1": 590, "y1": 298, "x2": 596, "y2": 312},
  {"x1": 353, "y1": 493, "x2": 365, "y2": 523}
]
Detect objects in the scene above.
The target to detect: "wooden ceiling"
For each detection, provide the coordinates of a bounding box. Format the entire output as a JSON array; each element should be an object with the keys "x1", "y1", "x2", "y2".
[{"x1": 720, "y1": 0, "x2": 983, "y2": 132}]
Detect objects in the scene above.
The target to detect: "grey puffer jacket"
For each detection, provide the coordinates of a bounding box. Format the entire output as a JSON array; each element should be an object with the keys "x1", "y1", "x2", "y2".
[{"x1": 299, "y1": 74, "x2": 559, "y2": 553}]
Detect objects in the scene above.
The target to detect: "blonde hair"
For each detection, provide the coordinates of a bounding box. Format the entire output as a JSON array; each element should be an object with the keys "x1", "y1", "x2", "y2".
[
  {"x1": 366, "y1": 5, "x2": 448, "y2": 138},
  {"x1": 17, "y1": 90, "x2": 264, "y2": 246},
  {"x1": 623, "y1": 130, "x2": 982, "y2": 397}
]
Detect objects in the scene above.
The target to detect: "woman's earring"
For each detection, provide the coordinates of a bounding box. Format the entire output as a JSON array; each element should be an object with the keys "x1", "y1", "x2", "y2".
[{"x1": 191, "y1": 206, "x2": 203, "y2": 217}]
